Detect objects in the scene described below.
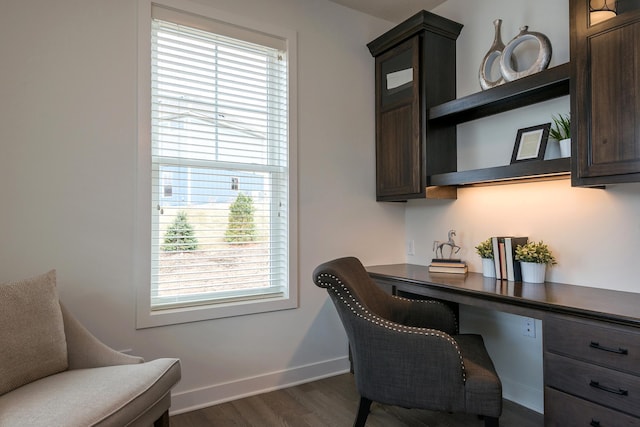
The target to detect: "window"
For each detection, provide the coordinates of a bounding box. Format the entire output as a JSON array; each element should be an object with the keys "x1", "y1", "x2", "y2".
[{"x1": 137, "y1": 1, "x2": 297, "y2": 327}]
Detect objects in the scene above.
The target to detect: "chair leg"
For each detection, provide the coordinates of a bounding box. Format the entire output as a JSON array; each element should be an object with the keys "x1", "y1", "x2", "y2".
[
  {"x1": 154, "y1": 410, "x2": 170, "y2": 427},
  {"x1": 484, "y1": 416, "x2": 499, "y2": 427},
  {"x1": 353, "y1": 397, "x2": 372, "y2": 427}
]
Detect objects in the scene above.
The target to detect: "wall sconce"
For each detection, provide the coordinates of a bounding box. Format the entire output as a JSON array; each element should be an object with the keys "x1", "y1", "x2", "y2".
[{"x1": 590, "y1": 0, "x2": 617, "y2": 25}]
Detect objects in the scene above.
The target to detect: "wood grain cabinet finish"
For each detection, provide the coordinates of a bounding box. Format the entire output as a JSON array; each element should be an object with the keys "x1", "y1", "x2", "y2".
[
  {"x1": 373, "y1": 37, "x2": 421, "y2": 199},
  {"x1": 545, "y1": 387, "x2": 640, "y2": 427},
  {"x1": 368, "y1": 11, "x2": 462, "y2": 201},
  {"x1": 544, "y1": 314, "x2": 640, "y2": 424},
  {"x1": 570, "y1": 0, "x2": 640, "y2": 186}
]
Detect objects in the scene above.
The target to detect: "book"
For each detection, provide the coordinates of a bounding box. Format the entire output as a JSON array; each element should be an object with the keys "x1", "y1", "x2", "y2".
[
  {"x1": 430, "y1": 258, "x2": 463, "y2": 264},
  {"x1": 499, "y1": 240, "x2": 507, "y2": 279},
  {"x1": 430, "y1": 261, "x2": 467, "y2": 268},
  {"x1": 428, "y1": 265, "x2": 468, "y2": 274},
  {"x1": 504, "y1": 237, "x2": 529, "y2": 281},
  {"x1": 491, "y1": 237, "x2": 502, "y2": 279}
]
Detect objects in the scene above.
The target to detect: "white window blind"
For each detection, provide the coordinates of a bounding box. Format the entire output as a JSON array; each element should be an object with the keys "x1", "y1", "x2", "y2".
[{"x1": 150, "y1": 8, "x2": 289, "y2": 311}]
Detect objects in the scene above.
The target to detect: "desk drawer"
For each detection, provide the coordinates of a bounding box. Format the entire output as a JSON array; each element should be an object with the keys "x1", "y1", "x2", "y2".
[
  {"x1": 545, "y1": 387, "x2": 640, "y2": 427},
  {"x1": 545, "y1": 315, "x2": 640, "y2": 376},
  {"x1": 546, "y1": 352, "x2": 640, "y2": 417}
]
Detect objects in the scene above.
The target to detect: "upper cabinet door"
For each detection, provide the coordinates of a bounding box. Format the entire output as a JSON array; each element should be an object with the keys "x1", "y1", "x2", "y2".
[
  {"x1": 571, "y1": 0, "x2": 640, "y2": 186},
  {"x1": 374, "y1": 36, "x2": 422, "y2": 199}
]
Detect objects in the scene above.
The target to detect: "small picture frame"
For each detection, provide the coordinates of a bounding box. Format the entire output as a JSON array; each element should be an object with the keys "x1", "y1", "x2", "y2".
[{"x1": 510, "y1": 123, "x2": 551, "y2": 163}]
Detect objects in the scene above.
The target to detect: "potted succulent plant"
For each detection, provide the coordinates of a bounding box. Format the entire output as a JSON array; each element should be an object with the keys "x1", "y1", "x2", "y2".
[
  {"x1": 475, "y1": 238, "x2": 495, "y2": 278},
  {"x1": 550, "y1": 113, "x2": 571, "y2": 158},
  {"x1": 514, "y1": 241, "x2": 557, "y2": 283}
]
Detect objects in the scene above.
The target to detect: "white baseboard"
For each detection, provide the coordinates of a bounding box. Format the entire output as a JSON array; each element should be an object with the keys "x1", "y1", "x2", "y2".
[{"x1": 170, "y1": 356, "x2": 351, "y2": 415}]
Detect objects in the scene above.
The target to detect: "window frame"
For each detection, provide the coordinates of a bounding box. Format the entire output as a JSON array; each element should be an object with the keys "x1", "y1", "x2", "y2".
[{"x1": 136, "y1": 0, "x2": 298, "y2": 328}]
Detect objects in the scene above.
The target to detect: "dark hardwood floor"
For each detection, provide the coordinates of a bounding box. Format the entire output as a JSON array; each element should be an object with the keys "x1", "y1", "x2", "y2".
[{"x1": 170, "y1": 373, "x2": 543, "y2": 426}]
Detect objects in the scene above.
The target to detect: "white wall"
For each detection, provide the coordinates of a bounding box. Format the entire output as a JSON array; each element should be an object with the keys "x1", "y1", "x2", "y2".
[
  {"x1": 401, "y1": 0, "x2": 640, "y2": 413},
  {"x1": 0, "y1": 0, "x2": 405, "y2": 413}
]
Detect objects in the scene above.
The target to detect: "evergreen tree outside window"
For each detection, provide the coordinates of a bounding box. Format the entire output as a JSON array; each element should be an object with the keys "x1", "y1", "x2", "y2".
[
  {"x1": 225, "y1": 193, "x2": 257, "y2": 243},
  {"x1": 163, "y1": 211, "x2": 199, "y2": 251}
]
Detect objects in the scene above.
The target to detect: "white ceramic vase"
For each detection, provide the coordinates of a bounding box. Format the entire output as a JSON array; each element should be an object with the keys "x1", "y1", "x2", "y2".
[
  {"x1": 520, "y1": 261, "x2": 546, "y2": 283},
  {"x1": 482, "y1": 258, "x2": 496, "y2": 278},
  {"x1": 559, "y1": 138, "x2": 571, "y2": 158}
]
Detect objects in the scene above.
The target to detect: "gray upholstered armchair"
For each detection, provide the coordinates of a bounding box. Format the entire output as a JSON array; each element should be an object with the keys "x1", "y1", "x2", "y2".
[{"x1": 313, "y1": 257, "x2": 502, "y2": 427}]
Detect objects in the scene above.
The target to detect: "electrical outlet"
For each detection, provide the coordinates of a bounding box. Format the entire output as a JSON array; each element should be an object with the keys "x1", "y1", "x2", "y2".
[
  {"x1": 407, "y1": 240, "x2": 415, "y2": 255},
  {"x1": 523, "y1": 317, "x2": 536, "y2": 338}
]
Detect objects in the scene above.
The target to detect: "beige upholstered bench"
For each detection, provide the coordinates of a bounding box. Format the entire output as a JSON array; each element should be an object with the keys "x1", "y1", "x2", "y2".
[{"x1": 0, "y1": 271, "x2": 181, "y2": 426}]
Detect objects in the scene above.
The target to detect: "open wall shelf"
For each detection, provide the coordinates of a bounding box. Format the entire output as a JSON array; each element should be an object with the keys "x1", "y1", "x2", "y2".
[
  {"x1": 429, "y1": 158, "x2": 570, "y2": 186},
  {"x1": 426, "y1": 63, "x2": 571, "y2": 189},
  {"x1": 429, "y1": 63, "x2": 570, "y2": 124}
]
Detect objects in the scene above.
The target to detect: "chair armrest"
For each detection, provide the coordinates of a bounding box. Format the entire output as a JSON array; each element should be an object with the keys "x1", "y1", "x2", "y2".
[
  {"x1": 61, "y1": 303, "x2": 144, "y2": 369},
  {"x1": 387, "y1": 295, "x2": 458, "y2": 334},
  {"x1": 348, "y1": 312, "x2": 466, "y2": 409}
]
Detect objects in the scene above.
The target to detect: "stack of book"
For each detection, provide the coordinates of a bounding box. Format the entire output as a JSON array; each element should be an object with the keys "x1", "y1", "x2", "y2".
[
  {"x1": 428, "y1": 259, "x2": 468, "y2": 274},
  {"x1": 491, "y1": 236, "x2": 528, "y2": 281}
]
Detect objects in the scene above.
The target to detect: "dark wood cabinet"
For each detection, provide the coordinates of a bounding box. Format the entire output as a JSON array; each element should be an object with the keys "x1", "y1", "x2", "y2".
[
  {"x1": 571, "y1": 0, "x2": 640, "y2": 186},
  {"x1": 368, "y1": 13, "x2": 574, "y2": 199},
  {"x1": 544, "y1": 314, "x2": 640, "y2": 425},
  {"x1": 368, "y1": 11, "x2": 462, "y2": 201},
  {"x1": 373, "y1": 36, "x2": 422, "y2": 200},
  {"x1": 369, "y1": 1, "x2": 640, "y2": 196}
]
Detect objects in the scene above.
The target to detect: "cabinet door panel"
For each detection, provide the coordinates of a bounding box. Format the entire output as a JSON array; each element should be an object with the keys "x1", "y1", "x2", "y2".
[
  {"x1": 587, "y1": 23, "x2": 640, "y2": 172},
  {"x1": 377, "y1": 105, "x2": 421, "y2": 196},
  {"x1": 572, "y1": 0, "x2": 640, "y2": 185},
  {"x1": 374, "y1": 36, "x2": 422, "y2": 200}
]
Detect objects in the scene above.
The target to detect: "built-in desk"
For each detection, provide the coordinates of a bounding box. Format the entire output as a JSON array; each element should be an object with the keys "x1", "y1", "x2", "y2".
[{"x1": 366, "y1": 264, "x2": 640, "y2": 426}]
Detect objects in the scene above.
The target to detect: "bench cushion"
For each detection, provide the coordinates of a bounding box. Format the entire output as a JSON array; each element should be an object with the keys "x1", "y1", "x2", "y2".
[
  {"x1": 0, "y1": 270, "x2": 68, "y2": 396},
  {"x1": 0, "y1": 358, "x2": 181, "y2": 426}
]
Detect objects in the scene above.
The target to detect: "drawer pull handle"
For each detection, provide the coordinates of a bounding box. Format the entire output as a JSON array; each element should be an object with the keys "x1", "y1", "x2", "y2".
[
  {"x1": 589, "y1": 341, "x2": 628, "y2": 355},
  {"x1": 590, "y1": 420, "x2": 601, "y2": 427},
  {"x1": 589, "y1": 380, "x2": 628, "y2": 396}
]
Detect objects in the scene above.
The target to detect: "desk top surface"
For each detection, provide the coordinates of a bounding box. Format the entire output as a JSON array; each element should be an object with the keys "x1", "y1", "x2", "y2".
[{"x1": 367, "y1": 263, "x2": 640, "y2": 327}]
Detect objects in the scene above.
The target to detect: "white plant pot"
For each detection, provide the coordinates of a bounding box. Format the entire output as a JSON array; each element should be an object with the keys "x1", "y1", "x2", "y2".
[
  {"x1": 482, "y1": 258, "x2": 496, "y2": 278},
  {"x1": 520, "y1": 261, "x2": 546, "y2": 283},
  {"x1": 559, "y1": 138, "x2": 571, "y2": 158}
]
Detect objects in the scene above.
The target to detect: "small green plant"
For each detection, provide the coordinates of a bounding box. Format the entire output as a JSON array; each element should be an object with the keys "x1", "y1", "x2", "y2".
[
  {"x1": 163, "y1": 211, "x2": 198, "y2": 252},
  {"x1": 515, "y1": 241, "x2": 557, "y2": 265},
  {"x1": 475, "y1": 238, "x2": 494, "y2": 259},
  {"x1": 225, "y1": 193, "x2": 257, "y2": 243},
  {"x1": 550, "y1": 113, "x2": 571, "y2": 140}
]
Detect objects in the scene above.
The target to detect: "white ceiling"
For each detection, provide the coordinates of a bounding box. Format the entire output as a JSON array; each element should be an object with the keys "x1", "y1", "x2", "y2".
[{"x1": 327, "y1": 0, "x2": 446, "y2": 23}]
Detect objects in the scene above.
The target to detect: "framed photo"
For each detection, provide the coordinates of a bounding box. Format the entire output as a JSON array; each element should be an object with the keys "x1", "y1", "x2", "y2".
[{"x1": 510, "y1": 123, "x2": 551, "y2": 163}]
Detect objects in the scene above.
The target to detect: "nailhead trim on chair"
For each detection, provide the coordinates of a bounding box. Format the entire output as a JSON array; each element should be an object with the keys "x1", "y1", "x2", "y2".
[{"x1": 316, "y1": 273, "x2": 467, "y2": 382}]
